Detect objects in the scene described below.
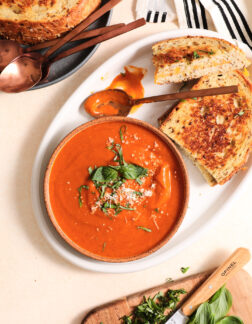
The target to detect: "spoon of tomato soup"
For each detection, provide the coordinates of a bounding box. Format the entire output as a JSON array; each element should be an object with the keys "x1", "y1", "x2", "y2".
[
  {"x1": 84, "y1": 85, "x2": 238, "y2": 118},
  {"x1": 44, "y1": 118, "x2": 189, "y2": 262}
]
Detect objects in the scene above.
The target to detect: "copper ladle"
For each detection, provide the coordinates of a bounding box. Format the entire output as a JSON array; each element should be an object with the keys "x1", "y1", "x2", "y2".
[
  {"x1": 0, "y1": 0, "x2": 122, "y2": 93},
  {"x1": 0, "y1": 24, "x2": 125, "y2": 73},
  {"x1": 83, "y1": 86, "x2": 239, "y2": 118}
]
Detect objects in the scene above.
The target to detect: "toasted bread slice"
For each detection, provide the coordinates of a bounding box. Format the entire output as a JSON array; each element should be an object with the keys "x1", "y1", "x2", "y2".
[
  {"x1": 152, "y1": 36, "x2": 251, "y2": 84},
  {"x1": 160, "y1": 70, "x2": 252, "y2": 186},
  {"x1": 0, "y1": 0, "x2": 101, "y2": 44}
]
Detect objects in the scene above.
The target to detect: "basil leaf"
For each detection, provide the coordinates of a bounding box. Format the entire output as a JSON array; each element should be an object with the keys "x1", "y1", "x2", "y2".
[
  {"x1": 91, "y1": 167, "x2": 104, "y2": 182},
  {"x1": 120, "y1": 164, "x2": 148, "y2": 180},
  {"x1": 102, "y1": 166, "x2": 118, "y2": 181},
  {"x1": 91, "y1": 166, "x2": 118, "y2": 182},
  {"x1": 209, "y1": 286, "x2": 232, "y2": 321},
  {"x1": 187, "y1": 302, "x2": 215, "y2": 324},
  {"x1": 216, "y1": 316, "x2": 244, "y2": 324}
]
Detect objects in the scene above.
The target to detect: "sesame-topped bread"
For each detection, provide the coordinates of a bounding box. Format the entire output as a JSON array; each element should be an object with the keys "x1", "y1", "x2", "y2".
[
  {"x1": 152, "y1": 36, "x2": 251, "y2": 84},
  {"x1": 160, "y1": 70, "x2": 252, "y2": 186},
  {"x1": 0, "y1": 0, "x2": 101, "y2": 44}
]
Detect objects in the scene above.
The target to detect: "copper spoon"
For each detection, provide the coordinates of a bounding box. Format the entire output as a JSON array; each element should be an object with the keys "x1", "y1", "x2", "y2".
[
  {"x1": 0, "y1": 0, "x2": 121, "y2": 92},
  {"x1": 83, "y1": 86, "x2": 239, "y2": 118},
  {"x1": 0, "y1": 24, "x2": 125, "y2": 73},
  {"x1": 40, "y1": 19, "x2": 146, "y2": 83},
  {"x1": 0, "y1": 40, "x2": 24, "y2": 72}
]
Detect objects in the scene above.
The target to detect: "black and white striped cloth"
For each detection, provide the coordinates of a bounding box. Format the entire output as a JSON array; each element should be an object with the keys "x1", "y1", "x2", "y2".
[{"x1": 136, "y1": 0, "x2": 252, "y2": 50}]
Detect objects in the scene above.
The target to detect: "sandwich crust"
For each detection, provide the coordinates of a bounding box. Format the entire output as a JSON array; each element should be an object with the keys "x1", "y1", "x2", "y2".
[
  {"x1": 160, "y1": 70, "x2": 252, "y2": 185},
  {"x1": 0, "y1": 0, "x2": 101, "y2": 44},
  {"x1": 152, "y1": 36, "x2": 251, "y2": 84}
]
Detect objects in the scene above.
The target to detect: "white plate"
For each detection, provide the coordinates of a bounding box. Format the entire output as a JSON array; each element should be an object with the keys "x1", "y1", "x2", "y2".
[{"x1": 31, "y1": 28, "x2": 252, "y2": 273}]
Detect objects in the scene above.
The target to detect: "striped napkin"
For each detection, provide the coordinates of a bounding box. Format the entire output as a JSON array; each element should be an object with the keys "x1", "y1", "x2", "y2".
[{"x1": 136, "y1": 0, "x2": 252, "y2": 50}]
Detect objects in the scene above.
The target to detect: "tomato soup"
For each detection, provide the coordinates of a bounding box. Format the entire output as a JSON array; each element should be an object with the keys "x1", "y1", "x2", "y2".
[
  {"x1": 84, "y1": 66, "x2": 146, "y2": 118},
  {"x1": 45, "y1": 119, "x2": 188, "y2": 261}
]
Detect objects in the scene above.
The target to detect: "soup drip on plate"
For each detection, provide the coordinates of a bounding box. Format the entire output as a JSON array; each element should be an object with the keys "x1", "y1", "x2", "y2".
[{"x1": 84, "y1": 65, "x2": 146, "y2": 117}]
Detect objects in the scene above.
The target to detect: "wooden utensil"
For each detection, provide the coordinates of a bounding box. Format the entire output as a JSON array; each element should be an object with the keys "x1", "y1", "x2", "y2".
[
  {"x1": 165, "y1": 247, "x2": 250, "y2": 323},
  {"x1": 82, "y1": 268, "x2": 252, "y2": 323},
  {"x1": 0, "y1": 0, "x2": 122, "y2": 92},
  {"x1": 83, "y1": 85, "x2": 239, "y2": 118}
]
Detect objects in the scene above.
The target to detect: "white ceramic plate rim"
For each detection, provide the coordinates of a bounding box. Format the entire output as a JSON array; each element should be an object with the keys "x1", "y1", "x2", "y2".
[{"x1": 31, "y1": 28, "x2": 252, "y2": 273}]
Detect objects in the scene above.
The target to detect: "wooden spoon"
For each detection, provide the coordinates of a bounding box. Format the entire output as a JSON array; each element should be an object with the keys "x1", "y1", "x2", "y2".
[{"x1": 83, "y1": 85, "x2": 239, "y2": 118}]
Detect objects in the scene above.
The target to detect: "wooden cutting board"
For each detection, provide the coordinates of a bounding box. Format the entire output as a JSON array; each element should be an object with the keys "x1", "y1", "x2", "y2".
[{"x1": 82, "y1": 269, "x2": 252, "y2": 323}]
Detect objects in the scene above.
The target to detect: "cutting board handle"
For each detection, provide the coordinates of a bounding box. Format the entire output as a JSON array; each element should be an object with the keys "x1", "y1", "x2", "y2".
[{"x1": 182, "y1": 247, "x2": 250, "y2": 316}]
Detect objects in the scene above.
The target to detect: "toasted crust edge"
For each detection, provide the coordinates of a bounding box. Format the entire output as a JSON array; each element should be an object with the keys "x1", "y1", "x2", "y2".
[
  {"x1": 152, "y1": 35, "x2": 247, "y2": 57},
  {"x1": 160, "y1": 70, "x2": 252, "y2": 186},
  {"x1": 0, "y1": 0, "x2": 101, "y2": 44}
]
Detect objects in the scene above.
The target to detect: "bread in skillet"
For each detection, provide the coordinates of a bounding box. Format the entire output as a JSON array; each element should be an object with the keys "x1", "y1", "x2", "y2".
[
  {"x1": 0, "y1": 0, "x2": 101, "y2": 44},
  {"x1": 152, "y1": 36, "x2": 251, "y2": 84},
  {"x1": 160, "y1": 70, "x2": 252, "y2": 186}
]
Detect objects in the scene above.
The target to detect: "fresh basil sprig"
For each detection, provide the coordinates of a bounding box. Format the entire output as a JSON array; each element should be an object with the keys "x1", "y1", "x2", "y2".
[
  {"x1": 216, "y1": 316, "x2": 243, "y2": 324},
  {"x1": 188, "y1": 303, "x2": 215, "y2": 324},
  {"x1": 81, "y1": 130, "x2": 148, "y2": 215},
  {"x1": 187, "y1": 286, "x2": 243, "y2": 324},
  {"x1": 209, "y1": 286, "x2": 232, "y2": 321}
]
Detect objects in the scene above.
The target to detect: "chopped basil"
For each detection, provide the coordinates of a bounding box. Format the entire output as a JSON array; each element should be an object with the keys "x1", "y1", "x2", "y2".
[
  {"x1": 133, "y1": 191, "x2": 143, "y2": 196},
  {"x1": 193, "y1": 51, "x2": 200, "y2": 59},
  {"x1": 121, "y1": 288, "x2": 186, "y2": 323},
  {"x1": 180, "y1": 266, "x2": 190, "y2": 274},
  {"x1": 80, "y1": 128, "x2": 148, "y2": 215},
  {"x1": 119, "y1": 125, "x2": 127, "y2": 142},
  {"x1": 77, "y1": 185, "x2": 89, "y2": 207},
  {"x1": 235, "y1": 110, "x2": 244, "y2": 118},
  {"x1": 137, "y1": 226, "x2": 152, "y2": 232},
  {"x1": 198, "y1": 49, "x2": 215, "y2": 55},
  {"x1": 154, "y1": 208, "x2": 159, "y2": 213},
  {"x1": 101, "y1": 202, "x2": 135, "y2": 216}
]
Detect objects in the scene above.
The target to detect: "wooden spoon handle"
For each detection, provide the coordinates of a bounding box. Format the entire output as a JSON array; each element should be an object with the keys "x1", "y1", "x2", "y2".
[
  {"x1": 132, "y1": 86, "x2": 238, "y2": 105},
  {"x1": 27, "y1": 24, "x2": 125, "y2": 52},
  {"x1": 182, "y1": 248, "x2": 251, "y2": 316},
  {"x1": 43, "y1": 0, "x2": 121, "y2": 59},
  {"x1": 49, "y1": 19, "x2": 146, "y2": 63}
]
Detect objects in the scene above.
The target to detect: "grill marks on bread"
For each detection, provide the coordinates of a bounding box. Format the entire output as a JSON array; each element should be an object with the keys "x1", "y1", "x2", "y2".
[{"x1": 160, "y1": 71, "x2": 252, "y2": 186}]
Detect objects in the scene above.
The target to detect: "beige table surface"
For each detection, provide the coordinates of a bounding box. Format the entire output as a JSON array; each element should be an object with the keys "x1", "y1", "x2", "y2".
[{"x1": 1, "y1": 1, "x2": 252, "y2": 323}]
